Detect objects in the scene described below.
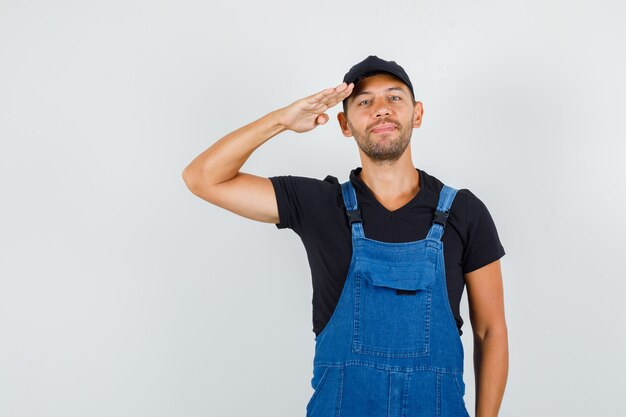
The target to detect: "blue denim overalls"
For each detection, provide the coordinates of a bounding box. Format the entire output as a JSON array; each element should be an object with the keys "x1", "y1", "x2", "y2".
[{"x1": 306, "y1": 180, "x2": 470, "y2": 417}]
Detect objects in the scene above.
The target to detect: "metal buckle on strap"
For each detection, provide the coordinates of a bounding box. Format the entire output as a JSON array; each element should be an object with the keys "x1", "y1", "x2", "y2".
[
  {"x1": 433, "y1": 209, "x2": 449, "y2": 226},
  {"x1": 346, "y1": 209, "x2": 362, "y2": 224}
]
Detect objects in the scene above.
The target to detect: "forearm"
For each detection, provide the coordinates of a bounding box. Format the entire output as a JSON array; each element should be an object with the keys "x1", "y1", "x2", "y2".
[
  {"x1": 182, "y1": 82, "x2": 352, "y2": 191},
  {"x1": 182, "y1": 109, "x2": 286, "y2": 188},
  {"x1": 473, "y1": 326, "x2": 508, "y2": 417}
]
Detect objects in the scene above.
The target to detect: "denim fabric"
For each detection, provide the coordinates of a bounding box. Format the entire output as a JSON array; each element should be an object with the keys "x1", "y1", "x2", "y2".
[{"x1": 306, "y1": 180, "x2": 470, "y2": 417}]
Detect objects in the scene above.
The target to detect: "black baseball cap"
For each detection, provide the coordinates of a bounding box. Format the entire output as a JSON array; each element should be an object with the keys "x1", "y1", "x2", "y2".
[{"x1": 342, "y1": 55, "x2": 415, "y2": 99}]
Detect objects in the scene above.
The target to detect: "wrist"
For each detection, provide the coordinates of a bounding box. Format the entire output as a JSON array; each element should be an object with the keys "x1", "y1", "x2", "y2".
[{"x1": 268, "y1": 108, "x2": 289, "y2": 133}]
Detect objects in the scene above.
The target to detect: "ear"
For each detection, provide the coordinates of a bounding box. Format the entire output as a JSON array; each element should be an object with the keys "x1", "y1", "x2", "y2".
[
  {"x1": 337, "y1": 112, "x2": 353, "y2": 137},
  {"x1": 412, "y1": 101, "x2": 424, "y2": 128}
]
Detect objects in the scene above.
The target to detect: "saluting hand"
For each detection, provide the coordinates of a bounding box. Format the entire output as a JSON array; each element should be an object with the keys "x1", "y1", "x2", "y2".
[{"x1": 277, "y1": 82, "x2": 354, "y2": 133}]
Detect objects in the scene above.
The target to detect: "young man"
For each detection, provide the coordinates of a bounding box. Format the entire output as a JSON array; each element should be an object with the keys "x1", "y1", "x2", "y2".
[{"x1": 182, "y1": 56, "x2": 508, "y2": 417}]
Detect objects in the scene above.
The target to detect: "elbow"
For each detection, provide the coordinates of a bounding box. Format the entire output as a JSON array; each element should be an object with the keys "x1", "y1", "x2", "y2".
[
  {"x1": 182, "y1": 166, "x2": 201, "y2": 193},
  {"x1": 181, "y1": 166, "x2": 222, "y2": 204},
  {"x1": 181, "y1": 167, "x2": 193, "y2": 188},
  {"x1": 473, "y1": 320, "x2": 508, "y2": 343}
]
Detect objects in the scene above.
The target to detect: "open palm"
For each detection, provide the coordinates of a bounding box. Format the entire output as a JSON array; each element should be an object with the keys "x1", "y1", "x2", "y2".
[{"x1": 279, "y1": 82, "x2": 354, "y2": 133}]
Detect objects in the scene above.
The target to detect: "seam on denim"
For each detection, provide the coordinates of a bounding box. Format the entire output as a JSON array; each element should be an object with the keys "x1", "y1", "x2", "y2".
[
  {"x1": 312, "y1": 362, "x2": 344, "y2": 368},
  {"x1": 401, "y1": 372, "x2": 410, "y2": 417},
  {"x1": 356, "y1": 235, "x2": 443, "y2": 248},
  {"x1": 387, "y1": 371, "x2": 392, "y2": 417},
  {"x1": 452, "y1": 373, "x2": 462, "y2": 398},
  {"x1": 306, "y1": 366, "x2": 331, "y2": 411},
  {"x1": 424, "y1": 287, "x2": 432, "y2": 355},
  {"x1": 437, "y1": 249, "x2": 465, "y2": 344},
  {"x1": 352, "y1": 273, "x2": 362, "y2": 354},
  {"x1": 436, "y1": 372, "x2": 442, "y2": 417},
  {"x1": 316, "y1": 253, "x2": 358, "y2": 344},
  {"x1": 452, "y1": 374, "x2": 470, "y2": 417},
  {"x1": 353, "y1": 279, "x2": 431, "y2": 358},
  {"x1": 357, "y1": 348, "x2": 431, "y2": 358},
  {"x1": 335, "y1": 365, "x2": 344, "y2": 417},
  {"x1": 337, "y1": 360, "x2": 463, "y2": 374}
]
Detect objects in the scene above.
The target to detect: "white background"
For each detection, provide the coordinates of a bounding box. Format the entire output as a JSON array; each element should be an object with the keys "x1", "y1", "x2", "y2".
[{"x1": 1, "y1": 1, "x2": 625, "y2": 416}]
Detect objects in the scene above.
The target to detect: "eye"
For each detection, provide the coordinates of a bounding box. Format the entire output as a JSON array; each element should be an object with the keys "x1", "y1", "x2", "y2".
[
  {"x1": 359, "y1": 99, "x2": 371, "y2": 106},
  {"x1": 389, "y1": 95, "x2": 401, "y2": 101}
]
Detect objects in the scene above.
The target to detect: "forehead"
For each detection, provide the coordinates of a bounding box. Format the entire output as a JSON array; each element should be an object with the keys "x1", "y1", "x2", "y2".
[{"x1": 351, "y1": 73, "x2": 410, "y2": 96}]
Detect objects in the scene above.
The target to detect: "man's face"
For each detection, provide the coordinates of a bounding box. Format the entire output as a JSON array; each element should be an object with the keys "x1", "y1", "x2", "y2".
[{"x1": 338, "y1": 73, "x2": 423, "y2": 162}]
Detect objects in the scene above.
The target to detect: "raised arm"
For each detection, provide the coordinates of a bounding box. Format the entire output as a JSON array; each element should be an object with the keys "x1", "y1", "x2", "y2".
[{"x1": 182, "y1": 82, "x2": 354, "y2": 223}]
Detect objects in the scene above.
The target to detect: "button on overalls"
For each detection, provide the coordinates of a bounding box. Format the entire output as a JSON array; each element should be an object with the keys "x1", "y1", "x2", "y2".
[{"x1": 306, "y1": 180, "x2": 470, "y2": 417}]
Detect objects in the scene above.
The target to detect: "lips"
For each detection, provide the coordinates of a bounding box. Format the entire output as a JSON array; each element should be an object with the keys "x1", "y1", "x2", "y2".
[{"x1": 371, "y1": 123, "x2": 397, "y2": 134}]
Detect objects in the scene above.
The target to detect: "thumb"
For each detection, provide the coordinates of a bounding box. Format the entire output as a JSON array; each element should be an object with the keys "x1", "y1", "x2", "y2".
[{"x1": 315, "y1": 113, "x2": 329, "y2": 125}]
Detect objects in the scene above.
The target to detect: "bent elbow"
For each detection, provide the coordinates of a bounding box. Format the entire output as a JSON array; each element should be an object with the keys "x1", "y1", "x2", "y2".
[{"x1": 182, "y1": 167, "x2": 203, "y2": 194}]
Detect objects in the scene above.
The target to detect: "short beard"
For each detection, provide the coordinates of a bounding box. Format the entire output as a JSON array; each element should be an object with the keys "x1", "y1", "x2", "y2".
[{"x1": 348, "y1": 120, "x2": 412, "y2": 163}]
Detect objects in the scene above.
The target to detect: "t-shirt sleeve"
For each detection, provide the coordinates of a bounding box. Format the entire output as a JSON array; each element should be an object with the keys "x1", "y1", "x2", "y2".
[
  {"x1": 268, "y1": 175, "x2": 334, "y2": 235},
  {"x1": 459, "y1": 189, "x2": 506, "y2": 273}
]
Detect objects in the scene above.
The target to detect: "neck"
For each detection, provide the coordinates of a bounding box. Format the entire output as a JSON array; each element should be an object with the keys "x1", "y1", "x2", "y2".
[{"x1": 357, "y1": 147, "x2": 420, "y2": 205}]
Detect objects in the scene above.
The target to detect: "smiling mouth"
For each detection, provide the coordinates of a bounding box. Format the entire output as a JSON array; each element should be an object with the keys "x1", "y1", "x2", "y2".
[{"x1": 371, "y1": 124, "x2": 397, "y2": 134}]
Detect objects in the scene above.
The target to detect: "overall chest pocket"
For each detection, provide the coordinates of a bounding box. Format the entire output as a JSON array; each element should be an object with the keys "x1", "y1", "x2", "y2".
[{"x1": 353, "y1": 259, "x2": 437, "y2": 358}]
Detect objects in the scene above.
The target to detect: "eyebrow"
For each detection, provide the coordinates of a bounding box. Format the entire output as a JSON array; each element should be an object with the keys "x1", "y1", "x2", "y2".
[{"x1": 351, "y1": 87, "x2": 407, "y2": 98}]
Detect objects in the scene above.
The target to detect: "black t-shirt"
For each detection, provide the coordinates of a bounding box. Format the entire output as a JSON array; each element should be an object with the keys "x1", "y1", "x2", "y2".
[{"x1": 269, "y1": 167, "x2": 505, "y2": 336}]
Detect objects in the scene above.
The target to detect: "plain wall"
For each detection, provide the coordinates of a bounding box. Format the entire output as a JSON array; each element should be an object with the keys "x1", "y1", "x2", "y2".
[{"x1": 1, "y1": 0, "x2": 625, "y2": 416}]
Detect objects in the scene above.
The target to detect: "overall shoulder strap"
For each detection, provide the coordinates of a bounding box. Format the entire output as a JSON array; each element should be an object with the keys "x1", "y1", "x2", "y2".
[
  {"x1": 426, "y1": 184, "x2": 458, "y2": 241},
  {"x1": 341, "y1": 180, "x2": 364, "y2": 238}
]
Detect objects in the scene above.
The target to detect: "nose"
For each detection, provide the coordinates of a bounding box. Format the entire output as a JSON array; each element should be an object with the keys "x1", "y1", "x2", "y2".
[{"x1": 373, "y1": 99, "x2": 391, "y2": 117}]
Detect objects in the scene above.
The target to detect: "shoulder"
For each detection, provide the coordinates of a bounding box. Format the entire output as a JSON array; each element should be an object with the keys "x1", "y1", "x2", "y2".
[
  {"x1": 419, "y1": 169, "x2": 491, "y2": 216},
  {"x1": 423, "y1": 168, "x2": 505, "y2": 260},
  {"x1": 269, "y1": 174, "x2": 339, "y2": 190},
  {"x1": 269, "y1": 174, "x2": 341, "y2": 208},
  {"x1": 268, "y1": 174, "x2": 342, "y2": 231}
]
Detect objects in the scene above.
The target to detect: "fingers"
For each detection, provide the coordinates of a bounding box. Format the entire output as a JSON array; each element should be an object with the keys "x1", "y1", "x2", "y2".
[
  {"x1": 315, "y1": 113, "x2": 329, "y2": 125},
  {"x1": 306, "y1": 82, "x2": 354, "y2": 110}
]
